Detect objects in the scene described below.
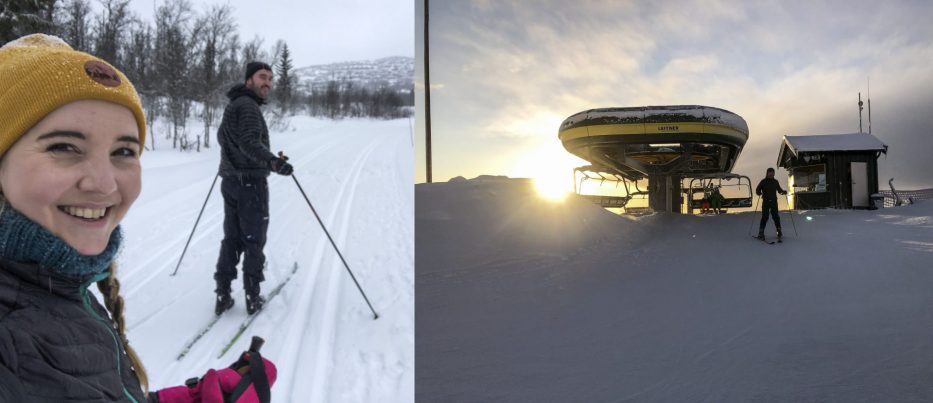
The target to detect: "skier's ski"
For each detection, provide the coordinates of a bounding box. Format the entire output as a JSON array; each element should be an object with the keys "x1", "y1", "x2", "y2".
[
  {"x1": 752, "y1": 235, "x2": 776, "y2": 245},
  {"x1": 217, "y1": 262, "x2": 300, "y2": 358},
  {"x1": 177, "y1": 311, "x2": 225, "y2": 360},
  {"x1": 176, "y1": 262, "x2": 299, "y2": 361}
]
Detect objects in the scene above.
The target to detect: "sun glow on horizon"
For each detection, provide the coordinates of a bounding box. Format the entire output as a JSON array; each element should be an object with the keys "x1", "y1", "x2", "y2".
[
  {"x1": 534, "y1": 175, "x2": 570, "y2": 202},
  {"x1": 512, "y1": 142, "x2": 585, "y2": 202}
]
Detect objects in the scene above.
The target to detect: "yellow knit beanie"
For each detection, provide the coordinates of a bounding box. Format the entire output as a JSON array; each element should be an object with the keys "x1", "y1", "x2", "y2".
[{"x1": 0, "y1": 34, "x2": 146, "y2": 156}]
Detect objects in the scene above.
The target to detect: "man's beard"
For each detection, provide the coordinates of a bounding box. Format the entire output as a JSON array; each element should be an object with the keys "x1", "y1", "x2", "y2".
[{"x1": 247, "y1": 83, "x2": 270, "y2": 99}]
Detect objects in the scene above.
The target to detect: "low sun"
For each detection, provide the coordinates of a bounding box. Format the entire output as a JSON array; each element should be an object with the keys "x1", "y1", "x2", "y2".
[
  {"x1": 512, "y1": 142, "x2": 584, "y2": 202},
  {"x1": 534, "y1": 174, "x2": 569, "y2": 201}
]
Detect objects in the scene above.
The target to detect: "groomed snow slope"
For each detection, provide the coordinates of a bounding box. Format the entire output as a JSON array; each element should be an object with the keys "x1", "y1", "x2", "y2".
[
  {"x1": 116, "y1": 116, "x2": 413, "y2": 402},
  {"x1": 417, "y1": 176, "x2": 933, "y2": 402}
]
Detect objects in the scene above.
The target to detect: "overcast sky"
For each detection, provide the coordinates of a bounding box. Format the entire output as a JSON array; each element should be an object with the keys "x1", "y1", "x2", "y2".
[
  {"x1": 415, "y1": 0, "x2": 933, "y2": 190},
  {"x1": 124, "y1": 0, "x2": 414, "y2": 66}
]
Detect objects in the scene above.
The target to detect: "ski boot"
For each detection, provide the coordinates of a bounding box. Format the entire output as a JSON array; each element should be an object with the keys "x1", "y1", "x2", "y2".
[
  {"x1": 245, "y1": 292, "x2": 265, "y2": 315},
  {"x1": 756, "y1": 230, "x2": 765, "y2": 241},
  {"x1": 215, "y1": 292, "x2": 234, "y2": 316},
  {"x1": 776, "y1": 228, "x2": 783, "y2": 242}
]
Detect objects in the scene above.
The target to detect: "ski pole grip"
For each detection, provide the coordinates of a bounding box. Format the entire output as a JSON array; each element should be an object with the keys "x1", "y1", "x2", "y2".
[
  {"x1": 233, "y1": 336, "x2": 266, "y2": 376},
  {"x1": 249, "y1": 336, "x2": 265, "y2": 353}
]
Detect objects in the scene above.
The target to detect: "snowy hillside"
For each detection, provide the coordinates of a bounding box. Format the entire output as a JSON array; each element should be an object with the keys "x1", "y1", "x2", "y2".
[
  {"x1": 114, "y1": 116, "x2": 413, "y2": 402},
  {"x1": 417, "y1": 177, "x2": 933, "y2": 402},
  {"x1": 295, "y1": 57, "x2": 414, "y2": 91}
]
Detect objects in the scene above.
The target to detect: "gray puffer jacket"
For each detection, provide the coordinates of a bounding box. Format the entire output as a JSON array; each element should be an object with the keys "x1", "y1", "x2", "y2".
[
  {"x1": 216, "y1": 84, "x2": 278, "y2": 178},
  {"x1": 0, "y1": 258, "x2": 146, "y2": 402}
]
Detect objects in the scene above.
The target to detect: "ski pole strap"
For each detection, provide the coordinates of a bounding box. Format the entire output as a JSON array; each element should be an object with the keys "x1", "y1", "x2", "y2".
[
  {"x1": 227, "y1": 351, "x2": 271, "y2": 403},
  {"x1": 250, "y1": 351, "x2": 271, "y2": 403}
]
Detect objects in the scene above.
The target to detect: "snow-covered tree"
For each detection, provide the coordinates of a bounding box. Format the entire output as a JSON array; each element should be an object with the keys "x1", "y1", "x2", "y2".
[
  {"x1": 192, "y1": 3, "x2": 236, "y2": 148},
  {"x1": 153, "y1": 0, "x2": 193, "y2": 150},
  {"x1": 92, "y1": 0, "x2": 131, "y2": 66},
  {"x1": 0, "y1": 0, "x2": 59, "y2": 44},
  {"x1": 57, "y1": 0, "x2": 92, "y2": 52}
]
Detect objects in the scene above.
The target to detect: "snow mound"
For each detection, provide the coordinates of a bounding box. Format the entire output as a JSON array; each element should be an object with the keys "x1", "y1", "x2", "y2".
[
  {"x1": 417, "y1": 174, "x2": 933, "y2": 402},
  {"x1": 417, "y1": 177, "x2": 638, "y2": 267}
]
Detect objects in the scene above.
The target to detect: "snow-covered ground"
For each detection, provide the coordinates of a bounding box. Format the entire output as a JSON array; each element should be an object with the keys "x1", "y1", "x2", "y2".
[
  {"x1": 417, "y1": 176, "x2": 933, "y2": 402},
  {"x1": 114, "y1": 116, "x2": 413, "y2": 402}
]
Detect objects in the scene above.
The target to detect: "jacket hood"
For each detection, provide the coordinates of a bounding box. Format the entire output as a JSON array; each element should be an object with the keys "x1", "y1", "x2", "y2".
[{"x1": 227, "y1": 83, "x2": 266, "y2": 105}]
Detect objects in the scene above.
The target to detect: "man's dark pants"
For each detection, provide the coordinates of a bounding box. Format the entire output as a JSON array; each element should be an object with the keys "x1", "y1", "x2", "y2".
[
  {"x1": 759, "y1": 200, "x2": 782, "y2": 233},
  {"x1": 215, "y1": 175, "x2": 268, "y2": 294}
]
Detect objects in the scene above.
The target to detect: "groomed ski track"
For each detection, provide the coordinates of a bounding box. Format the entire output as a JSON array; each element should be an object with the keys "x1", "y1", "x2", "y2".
[{"x1": 115, "y1": 117, "x2": 413, "y2": 402}]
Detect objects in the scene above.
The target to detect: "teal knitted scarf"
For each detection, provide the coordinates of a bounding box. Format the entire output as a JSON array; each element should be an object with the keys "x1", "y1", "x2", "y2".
[{"x1": 0, "y1": 203, "x2": 121, "y2": 280}]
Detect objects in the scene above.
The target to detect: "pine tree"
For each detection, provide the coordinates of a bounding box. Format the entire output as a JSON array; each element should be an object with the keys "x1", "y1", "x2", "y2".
[
  {"x1": 0, "y1": 0, "x2": 59, "y2": 44},
  {"x1": 275, "y1": 42, "x2": 294, "y2": 114}
]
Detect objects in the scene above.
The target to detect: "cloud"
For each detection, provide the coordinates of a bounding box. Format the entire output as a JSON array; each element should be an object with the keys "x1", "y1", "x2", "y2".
[{"x1": 418, "y1": 0, "x2": 933, "y2": 187}]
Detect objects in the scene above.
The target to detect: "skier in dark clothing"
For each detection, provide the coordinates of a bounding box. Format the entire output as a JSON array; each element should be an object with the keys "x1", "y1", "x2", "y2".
[
  {"x1": 214, "y1": 61, "x2": 294, "y2": 316},
  {"x1": 756, "y1": 167, "x2": 787, "y2": 240}
]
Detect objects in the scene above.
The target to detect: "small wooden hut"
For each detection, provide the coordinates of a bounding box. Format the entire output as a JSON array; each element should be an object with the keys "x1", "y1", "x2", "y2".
[{"x1": 777, "y1": 133, "x2": 887, "y2": 209}]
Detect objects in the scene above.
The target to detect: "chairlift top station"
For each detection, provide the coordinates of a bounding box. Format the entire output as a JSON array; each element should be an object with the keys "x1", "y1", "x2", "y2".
[{"x1": 559, "y1": 105, "x2": 752, "y2": 213}]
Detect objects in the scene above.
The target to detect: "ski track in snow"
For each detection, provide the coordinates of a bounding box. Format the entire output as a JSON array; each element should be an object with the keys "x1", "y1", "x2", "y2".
[
  {"x1": 113, "y1": 118, "x2": 412, "y2": 403},
  {"x1": 284, "y1": 133, "x2": 381, "y2": 401}
]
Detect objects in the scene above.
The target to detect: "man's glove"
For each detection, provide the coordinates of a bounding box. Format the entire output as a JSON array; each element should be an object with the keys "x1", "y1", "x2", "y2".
[{"x1": 269, "y1": 157, "x2": 293, "y2": 176}]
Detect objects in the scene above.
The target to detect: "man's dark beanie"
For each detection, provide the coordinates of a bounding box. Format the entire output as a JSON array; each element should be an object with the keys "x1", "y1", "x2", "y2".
[{"x1": 245, "y1": 61, "x2": 272, "y2": 82}]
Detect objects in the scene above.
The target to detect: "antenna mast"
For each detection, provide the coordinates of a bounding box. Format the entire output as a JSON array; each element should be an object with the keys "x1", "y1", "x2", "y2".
[
  {"x1": 424, "y1": 0, "x2": 432, "y2": 183},
  {"x1": 867, "y1": 77, "x2": 872, "y2": 135},
  {"x1": 858, "y1": 92, "x2": 863, "y2": 133}
]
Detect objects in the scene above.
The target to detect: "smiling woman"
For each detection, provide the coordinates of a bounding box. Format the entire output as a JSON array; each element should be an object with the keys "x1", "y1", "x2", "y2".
[
  {"x1": 0, "y1": 33, "x2": 155, "y2": 402},
  {"x1": 0, "y1": 100, "x2": 142, "y2": 256},
  {"x1": 0, "y1": 34, "x2": 275, "y2": 403}
]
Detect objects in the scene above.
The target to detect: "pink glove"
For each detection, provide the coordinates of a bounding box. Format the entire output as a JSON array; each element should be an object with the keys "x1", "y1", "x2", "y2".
[{"x1": 156, "y1": 357, "x2": 277, "y2": 403}]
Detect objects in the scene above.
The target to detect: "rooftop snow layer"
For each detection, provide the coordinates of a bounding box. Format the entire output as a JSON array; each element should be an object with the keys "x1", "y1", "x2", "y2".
[
  {"x1": 783, "y1": 132, "x2": 887, "y2": 154},
  {"x1": 561, "y1": 105, "x2": 748, "y2": 133}
]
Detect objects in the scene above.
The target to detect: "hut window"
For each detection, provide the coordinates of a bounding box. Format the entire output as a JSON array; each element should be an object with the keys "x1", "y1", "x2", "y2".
[{"x1": 791, "y1": 163, "x2": 827, "y2": 192}]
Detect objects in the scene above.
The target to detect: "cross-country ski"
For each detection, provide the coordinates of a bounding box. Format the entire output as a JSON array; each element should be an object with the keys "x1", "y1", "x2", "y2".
[
  {"x1": 176, "y1": 262, "x2": 301, "y2": 361},
  {"x1": 219, "y1": 262, "x2": 301, "y2": 359}
]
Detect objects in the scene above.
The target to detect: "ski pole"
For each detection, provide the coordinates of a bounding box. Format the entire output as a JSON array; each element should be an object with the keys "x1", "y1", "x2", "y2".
[
  {"x1": 171, "y1": 173, "x2": 219, "y2": 276},
  {"x1": 784, "y1": 193, "x2": 798, "y2": 237},
  {"x1": 748, "y1": 196, "x2": 761, "y2": 236},
  {"x1": 290, "y1": 174, "x2": 379, "y2": 320}
]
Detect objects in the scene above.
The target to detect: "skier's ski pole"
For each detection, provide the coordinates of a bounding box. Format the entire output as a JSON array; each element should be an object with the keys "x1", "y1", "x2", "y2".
[
  {"x1": 784, "y1": 193, "x2": 798, "y2": 237},
  {"x1": 748, "y1": 196, "x2": 761, "y2": 236},
  {"x1": 290, "y1": 174, "x2": 379, "y2": 320},
  {"x1": 171, "y1": 173, "x2": 219, "y2": 276}
]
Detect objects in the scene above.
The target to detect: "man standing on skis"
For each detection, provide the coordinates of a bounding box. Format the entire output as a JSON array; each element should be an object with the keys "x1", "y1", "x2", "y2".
[
  {"x1": 756, "y1": 167, "x2": 787, "y2": 240},
  {"x1": 213, "y1": 61, "x2": 294, "y2": 316}
]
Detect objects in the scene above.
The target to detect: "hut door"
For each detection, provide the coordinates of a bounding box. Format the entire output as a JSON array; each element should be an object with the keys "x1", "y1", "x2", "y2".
[{"x1": 850, "y1": 162, "x2": 868, "y2": 207}]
